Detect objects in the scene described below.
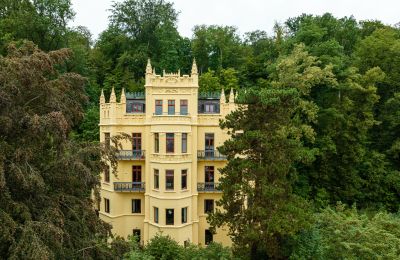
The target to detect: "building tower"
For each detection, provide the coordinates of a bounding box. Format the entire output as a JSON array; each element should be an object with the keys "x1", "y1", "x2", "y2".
[{"x1": 99, "y1": 60, "x2": 236, "y2": 246}]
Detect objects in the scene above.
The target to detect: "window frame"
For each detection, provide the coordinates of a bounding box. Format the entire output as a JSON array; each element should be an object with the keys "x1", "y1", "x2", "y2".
[
  {"x1": 154, "y1": 207, "x2": 159, "y2": 223},
  {"x1": 132, "y1": 133, "x2": 142, "y2": 151},
  {"x1": 154, "y1": 169, "x2": 159, "y2": 189},
  {"x1": 166, "y1": 208, "x2": 174, "y2": 225},
  {"x1": 205, "y1": 166, "x2": 214, "y2": 183},
  {"x1": 168, "y1": 100, "x2": 175, "y2": 115},
  {"x1": 205, "y1": 229, "x2": 213, "y2": 245},
  {"x1": 204, "y1": 199, "x2": 214, "y2": 214},
  {"x1": 181, "y1": 133, "x2": 187, "y2": 153},
  {"x1": 104, "y1": 198, "x2": 110, "y2": 213},
  {"x1": 104, "y1": 166, "x2": 110, "y2": 183},
  {"x1": 166, "y1": 170, "x2": 174, "y2": 190},
  {"x1": 166, "y1": 133, "x2": 174, "y2": 153},
  {"x1": 181, "y1": 169, "x2": 187, "y2": 190},
  {"x1": 181, "y1": 207, "x2": 188, "y2": 224},
  {"x1": 155, "y1": 100, "x2": 163, "y2": 115},
  {"x1": 132, "y1": 199, "x2": 141, "y2": 213},
  {"x1": 180, "y1": 99, "x2": 188, "y2": 115},
  {"x1": 132, "y1": 165, "x2": 142, "y2": 182},
  {"x1": 154, "y1": 133, "x2": 159, "y2": 153}
]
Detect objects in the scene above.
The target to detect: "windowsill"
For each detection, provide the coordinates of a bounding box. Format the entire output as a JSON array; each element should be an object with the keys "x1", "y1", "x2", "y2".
[
  {"x1": 152, "y1": 188, "x2": 160, "y2": 192},
  {"x1": 181, "y1": 189, "x2": 189, "y2": 192},
  {"x1": 164, "y1": 190, "x2": 176, "y2": 193},
  {"x1": 131, "y1": 212, "x2": 142, "y2": 214}
]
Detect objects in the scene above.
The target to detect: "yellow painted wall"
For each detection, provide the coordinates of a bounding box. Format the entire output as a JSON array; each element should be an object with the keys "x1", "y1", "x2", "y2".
[{"x1": 99, "y1": 61, "x2": 236, "y2": 246}]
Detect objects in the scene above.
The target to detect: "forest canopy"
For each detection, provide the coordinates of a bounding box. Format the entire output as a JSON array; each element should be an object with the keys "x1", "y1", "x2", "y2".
[{"x1": 0, "y1": 0, "x2": 400, "y2": 259}]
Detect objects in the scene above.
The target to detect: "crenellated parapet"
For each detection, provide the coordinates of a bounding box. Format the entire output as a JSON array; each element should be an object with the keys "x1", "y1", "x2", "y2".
[{"x1": 145, "y1": 59, "x2": 198, "y2": 88}]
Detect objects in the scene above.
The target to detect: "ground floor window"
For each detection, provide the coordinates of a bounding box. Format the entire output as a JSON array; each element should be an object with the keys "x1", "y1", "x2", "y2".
[
  {"x1": 204, "y1": 199, "x2": 214, "y2": 213},
  {"x1": 104, "y1": 198, "x2": 110, "y2": 213},
  {"x1": 133, "y1": 229, "x2": 141, "y2": 243},
  {"x1": 205, "y1": 229, "x2": 213, "y2": 245}
]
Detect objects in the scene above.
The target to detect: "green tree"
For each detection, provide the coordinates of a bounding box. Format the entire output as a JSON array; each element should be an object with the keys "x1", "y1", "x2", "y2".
[
  {"x1": 0, "y1": 42, "x2": 116, "y2": 259},
  {"x1": 210, "y1": 44, "x2": 335, "y2": 259},
  {"x1": 290, "y1": 205, "x2": 400, "y2": 259}
]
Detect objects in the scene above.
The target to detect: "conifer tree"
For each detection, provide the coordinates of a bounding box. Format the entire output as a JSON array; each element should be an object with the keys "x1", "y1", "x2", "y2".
[{"x1": 209, "y1": 44, "x2": 336, "y2": 259}]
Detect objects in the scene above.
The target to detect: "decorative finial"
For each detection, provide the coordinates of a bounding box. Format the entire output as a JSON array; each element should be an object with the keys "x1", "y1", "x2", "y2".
[
  {"x1": 220, "y1": 88, "x2": 226, "y2": 104},
  {"x1": 146, "y1": 58, "x2": 152, "y2": 74},
  {"x1": 229, "y1": 88, "x2": 234, "y2": 103},
  {"x1": 191, "y1": 58, "x2": 198, "y2": 75},
  {"x1": 100, "y1": 89, "x2": 105, "y2": 104},
  {"x1": 120, "y1": 88, "x2": 126, "y2": 104},
  {"x1": 110, "y1": 87, "x2": 116, "y2": 103}
]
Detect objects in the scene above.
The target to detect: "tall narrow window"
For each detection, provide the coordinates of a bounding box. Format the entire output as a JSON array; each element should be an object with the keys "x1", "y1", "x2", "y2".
[
  {"x1": 181, "y1": 133, "x2": 187, "y2": 153},
  {"x1": 104, "y1": 198, "x2": 110, "y2": 213},
  {"x1": 154, "y1": 207, "x2": 159, "y2": 223},
  {"x1": 132, "y1": 133, "x2": 142, "y2": 151},
  {"x1": 166, "y1": 209, "x2": 174, "y2": 225},
  {"x1": 205, "y1": 230, "x2": 213, "y2": 245},
  {"x1": 166, "y1": 133, "x2": 174, "y2": 153},
  {"x1": 104, "y1": 166, "x2": 110, "y2": 183},
  {"x1": 205, "y1": 133, "x2": 214, "y2": 157},
  {"x1": 132, "y1": 166, "x2": 142, "y2": 192},
  {"x1": 154, "y1": 169, "x2": 159, "y2": 189},
  {"x1": 181, "y1": 169, "x2": 187, "y2": 190},
  {"x1": 155, "y1": 100, "x2": 162, "y2": 115},
  {"x1": 104, "y1": 133, "x2": 110, "y2": 148},
  {"x1": 168, "y1": 100, "x2": 175, "y2": 115},
  {"x1": 181, "y1": 207, "x2": 188, "y2": 224},
  {"x1": 154, "y1": 133, "x2": 159, "y2": 153},
  {"x1": 205, "y1": 199, "x2": 214, "y2": 213},
  {"x1": 166, "y1": 170, "x2": 174, "y2": 190},
  {"x1": 205, "y1": 166, "x2": 215, "y2": 183},
  {"x1": 133, "y1": 229, "x2": 141, "y2": 243},
  {"x1": 180, "y1": 100, "x2": 188, "y2": 115},
  {"x1": 132, "y1": 199, "x2": 141, "y2": 213}
]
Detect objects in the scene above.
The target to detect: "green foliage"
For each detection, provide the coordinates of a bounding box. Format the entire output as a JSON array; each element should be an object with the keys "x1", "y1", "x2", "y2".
[
  {"x1": 124, "y1": 233, "x2": 233, "y2": 260},
  {"x1": 0, "y1": 42, "x2": 117, "y2": 259},
  {"x1": 290, "y1": 204, "x2": 400, "y2": 259}
]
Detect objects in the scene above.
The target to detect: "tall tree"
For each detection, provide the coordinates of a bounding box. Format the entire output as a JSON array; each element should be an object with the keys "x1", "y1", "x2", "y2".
[
  {"x1": 210, "y1": 44, "x2": 335, "y2": 259},
  {"x1": 0, "y1": 42, "x2": 116, "y2": 259}
]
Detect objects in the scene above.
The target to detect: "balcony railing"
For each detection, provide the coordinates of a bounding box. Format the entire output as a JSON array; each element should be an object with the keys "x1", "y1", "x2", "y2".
[
  {"x1": 114, "y1": 182, "x2": 145, "y2": 192},
  {"x1": 197, "y1": 150, "x2": 226, "y2": 160},
  {"x1": 197, "y1": 182, "x2": 221, "y2": 192},
  {"x1": 116, "y1": 150, "x2": 145, "y2": 160}
]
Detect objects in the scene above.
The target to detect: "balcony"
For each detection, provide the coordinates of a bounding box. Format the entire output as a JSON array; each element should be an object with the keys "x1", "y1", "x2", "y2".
[
  {"x1": 197, "y1": 182, "x2": 221, "y2": 192},
  {"x1": 114, "y1": 182, "x2": 145, "y2": 192},
  {"x1": 116, "y1": 150, "x2": 145, "y2": 160},
  {"x1": 197, "y1": 150, "x2": 226, "y2": 160}
]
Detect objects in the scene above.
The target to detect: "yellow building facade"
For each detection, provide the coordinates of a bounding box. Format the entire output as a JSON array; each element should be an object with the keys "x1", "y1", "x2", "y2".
[{"x1": 99, "y1": 60, "x2": 236, "y2": 246}]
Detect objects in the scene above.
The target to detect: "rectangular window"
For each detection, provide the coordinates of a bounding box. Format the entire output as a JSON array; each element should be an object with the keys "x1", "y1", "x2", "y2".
[
  {"x1": 205, "y1": 133, "x2": 214, "y2": 151},
  {"x1": 166, "y1": 209, "x2": 174, "y2": 225},
  {"x1": 182, "y1": 133, "x2": 187, "y2": 153},
  {"x1": 104, "y1": 198, "x2": 110, "y2": 213},
  {"x1": 205, "y1": 230, "x2": 213, "y2": 245},
  {"x1": 154, "y1": 207, "x2": 159, "y2": 223},
  {"x1": 166, "y1": 170, "x2": 174, "y2": 190},
  {"x1": 133, "y1": 229, "x2": 141, "y2": 243},
  {"x1": 104, "y1": 133, "x2": 110, "y2": 148},
  {"x1": 168, "y1": 100, "x2": 175, "y2": 115},
  {"x1": 180, "y1": 100, "x2": 188, "y2": 115},
  {"x1": 132, "y1": 199, "x2": 141, "y2": 213},
  {"x1": 181, "y1": 207, "x2": 188, "y2": 224},
  {"x1": 132, "y1": 166, "x2": 142, "y2": 182},
  {"x1": 205, "y1": 199, "x2": 214, "y2": 214},
  {"x1": 154, "y1": 169, "x2": 159, "y2": 189},
  {"x1": 155, "y1": 100, "x2": 163, "y2": 115},
  {"x1": 181, "y1": 169, "x2": 187, "y2": 190},
  {"x1": 104, "y1": 166, "x2": 110, "y2": 183},
  {"x1": 154, "y1": 133, "x2": 159, "y2": 153},
  {"x1": 166, "y1": 133, "x2": 174, "y2": 153},
  {"x1": 205, "y1": 166, "x2": 215, "y2": 183},
  {"x1": 132, "y1": 133, "x2": 142, "y2": 151}
]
